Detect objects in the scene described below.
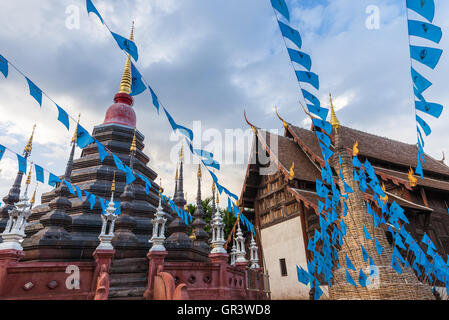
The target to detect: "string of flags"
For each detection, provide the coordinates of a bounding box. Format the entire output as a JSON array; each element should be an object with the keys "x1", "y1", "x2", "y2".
[
  {"x1": 406, "y1": 0, "x2": 444, "y2": 178},
  {"x1": 272, "y1": 0, "x2": 449, "y2": 299},
  {"x1": 84, "y1": 0, "x2": 255, "y2": 234},
  {"x1": 0, "y1": 0, "x2": 254, "y2": 233},
  {"x1": 0, "y1": 140, "x2": 197, "y2": 223}
]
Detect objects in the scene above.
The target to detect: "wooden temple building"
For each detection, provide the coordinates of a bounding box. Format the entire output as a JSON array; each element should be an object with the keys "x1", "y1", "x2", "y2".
[
  {"x1": 239, "y1": 99, "x2": 448, "y2": 300},
  {"x1": 0, "y1": 27, "x2": 267, "y2": 301}
]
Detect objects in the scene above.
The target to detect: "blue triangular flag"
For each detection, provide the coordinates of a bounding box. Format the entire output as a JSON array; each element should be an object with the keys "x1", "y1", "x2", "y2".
[
  {"x1": 415, "y1": 100, "x2": 443, "y2": 119},
  {"x1": 296, "y1": 265, "x2": 310, "y2": 285},
  {"x1": 26, "y1": 77, "x2": 42, "y2": 106},
  {"x1": 86, "y1": 0, "x2": 104, "y2": 24},
  {"x1": 34, "y1": 164, "x2": 44, "y2": 183},
  {"x1": 110, "y1": 31, "x2": 139, "y2": 62},
  {"x1": 288, "y1": 48, "x2": 311, "y2": 71},
  {"x1": 0, "y1": 54, "x2": 8, "y2": 78},
  {"x1": 96, "y1": 140, "x2": 108, "y2": 162},
  {"x1": 76, "y1": 124, "x2": 95, "y2": 149},
  {"x1": 295, "y1": 70, "x2": 319, "y2": 90},
  {"x1": 346, "y1": 254, "x2": 356, "y2": 271},
  {"x1": 408, "y1": 20, "x2": 442, "y2": 44},
  {"x1": 406, "y1": 0, "x2": 435, "y2": 23},
  {"x1": 130, "y1": 62, "x2": 146, "y2": 96},
  {"x1": 56, "y1": 105, "x2": 70, "y2": 131},
  {"x1": 410, "y1": 45, "x2": 442, "y2": 70},
  {"x1": 358, "y1": 269, "x2": 370, "y2": 287},
  {"x1": 346, "y1": 269, "x2": 357, "y2": 287},
  {"x1": 271, "y1": 0, "x2": 290, "y2": 22},
  {"x1": 48, "y1": 172, "x2": 61, "y2": 187},
  {"x1": 278, "y1": 21, "x2": 302, "y2": 49},
  {"x1": 16, "y1": 154, "x2": 27, "y2": 174},
  {"x1": 363, "y1": 225, "x2": 373, "y2": 241}
]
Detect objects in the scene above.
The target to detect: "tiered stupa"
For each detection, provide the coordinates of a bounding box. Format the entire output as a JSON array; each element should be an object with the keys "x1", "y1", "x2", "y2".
[{"x1": 22, "y1": 24, "x2": 169, "y2": 263}]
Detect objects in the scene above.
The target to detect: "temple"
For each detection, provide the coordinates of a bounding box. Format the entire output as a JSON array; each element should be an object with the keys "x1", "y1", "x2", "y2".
[
  {"x1": 0, "y1": 25, "x2": 267, "y2": 301},
  {"x1": 239, "y1": 97, "x2": 448, "y2": 300}
]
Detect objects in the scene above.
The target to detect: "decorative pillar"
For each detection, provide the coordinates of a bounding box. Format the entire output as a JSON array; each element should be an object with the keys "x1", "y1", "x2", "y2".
[
  {"x1": 235, "y1": 221, "x2": 247, "y2": 265},
  {"x1": 0, "y1": 166, "x2": 33, "y2": 251},
  {"x1": 210, "y1": 182, "x2": 226, "y2": 254},
  {"x1": 150, "y1": 191, "x2": 167, "y2": 252},
  {"x1": 191, "y1": 164, "x2": 209, "y2": 253},
  {"x1": 0, "y1": 125, "x2": 35, "y2": 234},
  {"x1": 249, "y1": 233, "x2": 260, "y2": 269},
  {"x1": 96, "y1": 173, "x2": 118, "y2": 251}
]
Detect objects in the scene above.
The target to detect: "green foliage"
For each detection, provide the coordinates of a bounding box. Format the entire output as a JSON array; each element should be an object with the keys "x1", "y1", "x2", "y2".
[{"x1": 185, "y1": 197, "x2": 236, "y2": 235}]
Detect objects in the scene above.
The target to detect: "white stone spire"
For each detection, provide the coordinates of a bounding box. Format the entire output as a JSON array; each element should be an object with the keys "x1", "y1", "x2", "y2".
[
  {"x1": 149, "y1": 193, "x2": 167, "y2": 252},
  {"x1": 0, "y1": 179, "x2": 33, "y2": 251},
  {"x1": 97, "y1": 178, "x2": 118, "y2": 250},
  {"x1": 235, "y1": 221, "x2": 247, "y2": 264},
  {"x1": 249, "y1": 233, "x2": 260, "y2": 269},
  {"x1": 210, "y1": 183, "x2": 226, "y2": 254}
]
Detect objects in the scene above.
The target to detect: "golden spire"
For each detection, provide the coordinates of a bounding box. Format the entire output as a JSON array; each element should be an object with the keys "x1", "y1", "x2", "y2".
[
  {"x1": 25, "y1": 163, "x2": 33, "y2": 185},
  {"x1": 130, "y1": 127, "x2": 137, "y2": 153},
  {"x1": 329, "y1": 93, "x2": 340, "y2": 131},
  {"x1": 111, "y1": 171, "x2": 116, "y2": 193},
  {"x1": 72, "y1": 114, "x2": 81, "y2": 144},
  {"x1": 289, "y1": 162, "x2": 295, "y2": 180},
  {"x1": 197, "y1": 163, "x2": 202, "y2": 178},
  {"x1": 212, "y1": 180, "x2": 216, "y2": 192},
  {"x1": 159, "y1": 178, "x2": 163, "y2": 193},
  {"x1": 216, "y1": 192, "x2": 219, "y2": 204},
  {"x1": 175, "y1": 167, "x2": 179, "y2": 180},
  {"x1": 30, "y1": 183, "x2": 38, "y2": 205},
  {"x1": 275, "y1": 106, "x2": 288, "y2": 129},
  {"x1": 118, "y1": 22, "x2": 134, "y2": 95},
  {"x1": 353, "y1": 141, "x2": 359, "y2": 157},
  {"x1": 24, "y1": 124, "x2": 36, "y2": 154},
  {"x1": 179, "y1": 146, "x2": 184, "y2": 161}
]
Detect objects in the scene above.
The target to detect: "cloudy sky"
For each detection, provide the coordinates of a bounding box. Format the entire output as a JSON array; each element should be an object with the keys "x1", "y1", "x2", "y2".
[{"x1": 0, "y1": 0, "x2": 448, "y2": 205}]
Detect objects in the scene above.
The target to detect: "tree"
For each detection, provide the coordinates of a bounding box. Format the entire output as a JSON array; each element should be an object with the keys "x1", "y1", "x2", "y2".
[{"x1": 185, "y1": 197, "x2": 236, "y2": 236}]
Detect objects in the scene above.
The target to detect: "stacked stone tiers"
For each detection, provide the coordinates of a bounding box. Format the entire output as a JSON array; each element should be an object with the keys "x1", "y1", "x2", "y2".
[{"x1": 23, "y1": 123, "x2": 172, "y2": 261}]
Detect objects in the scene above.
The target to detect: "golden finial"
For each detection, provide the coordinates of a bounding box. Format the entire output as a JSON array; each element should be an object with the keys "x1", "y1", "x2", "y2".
[
  {"x1": 216, "y1": 192, "x2": 219, "y2": 204},
  {"x1": 111, "y1": 171, "x2": 116, "y2": 193},
  {"x1": 130, "y1": 127, "x2": 137, "y2": 153},
  {"x1": 179, "y1": 146, "x2": 184, "y2": 161},
  {"x1": 72, "y1": 114, "x2": 81, "y2": 144},
  {"x1": 197, "y1": 163, "x2": 202, "y2": 178},
  {"x1": 299, "y1": 101, "x2": 317, "y2": 120},
  {"x1": 289, "y1": 162, "x2": 295, "y2": 180},
  {"x1": 30, "y1": 183, "x2": 38, "y2": 205},
  {"x1": 117, "y1": 23, "x2": 134, "y2": 94},
  {"x1": 189, "y1": 233, "x2": 197, "y2": 240},
  {"x1": 212, "y1": 180, "x2": 216, "y2": 192},
  {"x1": 329, "y1": 93, "x2": 340, "y2": 131},
  {"x1": 159, "y1": 178, "x2": 163, "y2": 193},
  {"x1": 24, "y1": 124, "x2": 36, "y2": 154},
  {"x1": 25, "y1": 163, "x2": 33, "y2": 185},
  {"x1": 408, "y1": 167, "x2": 418, "y2": 187},
  {"x1": 353, "y1": 141, "x2": 359, "y2": 157},
  {"x1": 275, "y1": 106, "x2": 288, "y2": 129},
  {"x1": 175, "y1": 167, "x2": 179, "y2": 180}
]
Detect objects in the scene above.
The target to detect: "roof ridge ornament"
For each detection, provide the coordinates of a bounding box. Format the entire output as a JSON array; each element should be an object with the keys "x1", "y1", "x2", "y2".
[
  {"x1": 275, "y1": 106, "x2": 288, "y2": 129},
  {"x1": 244, "y1": 110, "x2": 258, "y2": 134}
]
